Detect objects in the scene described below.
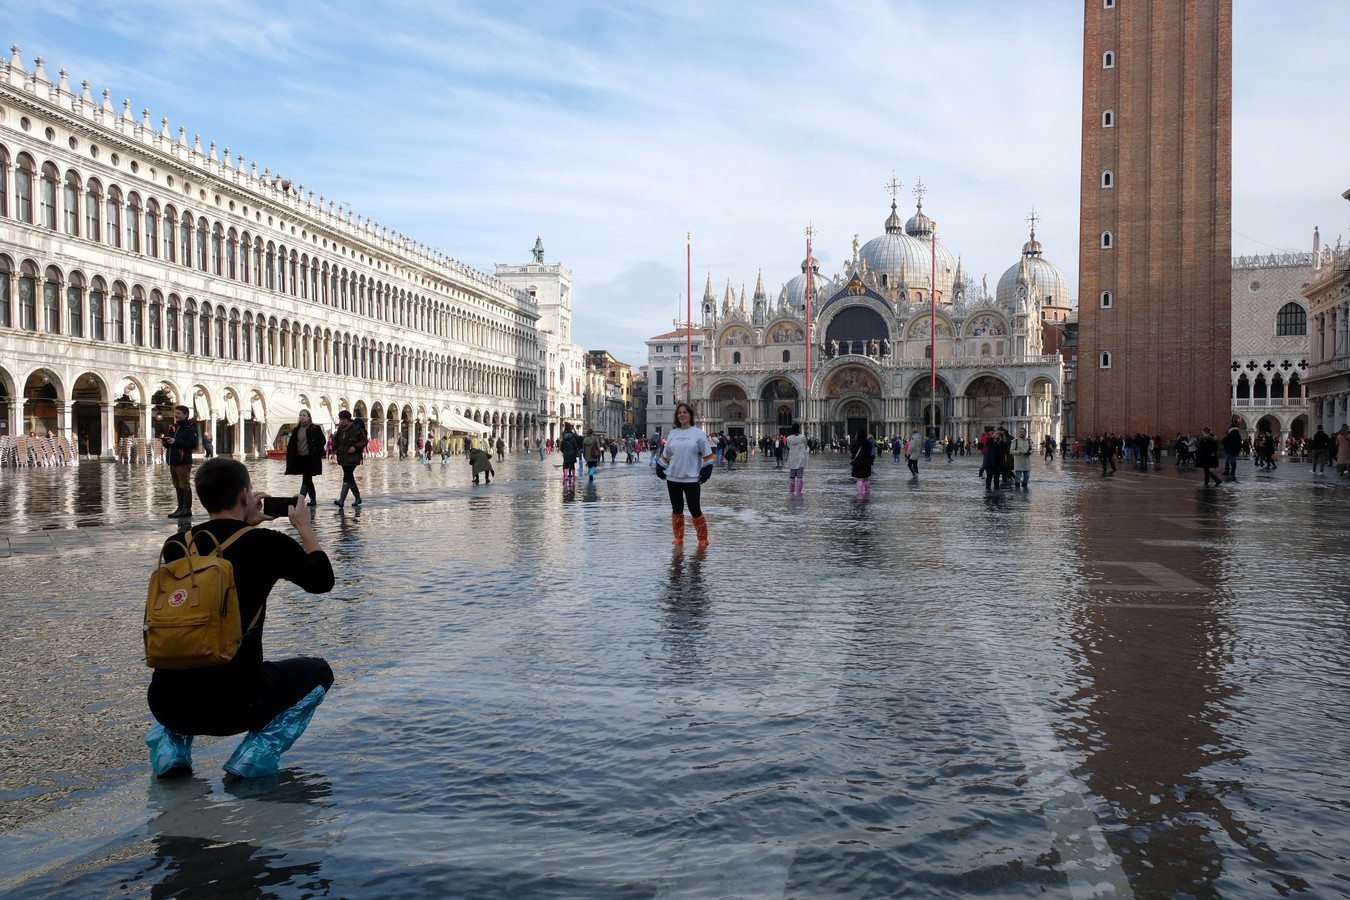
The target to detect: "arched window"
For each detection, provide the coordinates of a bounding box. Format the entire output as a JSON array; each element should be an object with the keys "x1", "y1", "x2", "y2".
[
  {"x1": 1101, "y1": 231, "x2": 1113, "y2": 249},
  {"x1": 126, "y1": 192, "x2": 141, "y2": 252},
  {"x1": 149, "y1": 290, "x2": 162, "y2": 349},
  {"x1": 265, "y1": 243, "x2": 276, "y2": 290},
  {"x1": 129, "y1": 287, "x2": 144, "y2": 346},
  {"x1": 1102, "y1": 110, "x2": 1114, "y2": 127},
  {"x1": 1102, "y1": 170, "x2": 1113, "y2": 188},
  {"x1": 0, "y1": 147, "x2": 9, "y2": 218},
  {"x1": 288, "y1": 252, "x2": 298, "y2": 295},
  {"x1": 144, "y1": 199, "x2": 158, "y2": 258},
  {"x1": 109, "y1": 283, "x2": 125, "y2": 343},
  {"x1": 299, "y1": 256, "x2": 309, "y2": 298},
  {"x1": 226, "y1": 229, "x2": 237, "y2": 279},
  {"x1": 782, "y1": 349, "x2": 791, "y2": 363},
  {"x1": 1100, "y1": 351, "x2": 1112, "y2": 369},
  {"x1": 211, "y1": 224, "x2": 223, "y2": 275},
  {"x1": 182, "y1": 299, "x2": 196, "y2": 354},
  {"x1": 63, "y1": 170, "x2": 80, "y2": 235},
  {"x1": 18, "y1": 261, "x2": 38, "y2": 329},
  {"x1": 66, "y1": 271, "x2": 84, "y2": 337},
  {"x1": 162, "y1": 205, "x2": 176, "y2": 262},
  {"x1": 85, "y1": 178, "x2": 102, "y2": 241},
  {"x1": 195, "y1": 217, "x2": 208, "y2": 271},
  {"x1": 1276, "y1": 302, "x2": 1307, "y2": 336},
  {"x1": 179, "y1": 211, "x2": 192, "y2": 267},
  {"x1": 38, "y1": 163, "x2": 58, "y2": 229},
  {"x1": 198, "y1": 303, "x2": 211, "y2": 358},
  {"x1": 242, "y1": 313, "x2": 253, "y2": 362},
  {"x1": 166, "y1": 296, "x2": 180, "y2": 352},
  {"x1": 88, "y1": 277, "x2": 105, "y2": 340},
  {"x1": 1100, "y1": 290, "x2": 1113, "y2": 308},
  {"x1": 732, "y1": 351, "x2": 741, "y2": 365},
  {"x1": 1103, "y1": 51, "x2": 1115, "y2": 68},
  {"x1": 105, "y1": 185, "x2": 122, "y2": 248},
  {"x1": 252, "y1": 238, "x2": 263, "y2": 285},
  {"x1": 229, "y1": 309, "x2": 240, "y2": 359},
  {"x1": 14, "y1": 154, "x2": 35, "y2": 223},
  {"x1": 42, "y1": 265, "x2": 61, "y2": 333}
]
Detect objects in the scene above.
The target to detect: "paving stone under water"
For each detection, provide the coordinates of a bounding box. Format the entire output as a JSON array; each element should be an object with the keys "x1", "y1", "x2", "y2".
[{"x1": 1, "y1": 451, "x2": 1348, "y2": 898}]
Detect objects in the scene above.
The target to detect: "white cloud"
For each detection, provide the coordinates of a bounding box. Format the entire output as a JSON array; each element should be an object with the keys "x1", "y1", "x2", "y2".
[{"x1": 6, "y1": 0, "x2": 1347, "y2": 363}]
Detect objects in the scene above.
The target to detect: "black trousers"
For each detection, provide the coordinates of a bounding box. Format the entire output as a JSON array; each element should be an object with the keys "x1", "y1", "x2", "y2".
[
  {"x1": 667, "y1": 481, "x2": 703, "y2": 517},
  {"x1": 149, "y1": 657, "x2": 334, "y2": 736},
  {"x1": 341, "y1": 464, "x2": 362, "y2": 500}
]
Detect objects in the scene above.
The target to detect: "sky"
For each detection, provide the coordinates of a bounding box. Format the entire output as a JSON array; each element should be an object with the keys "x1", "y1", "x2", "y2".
[{"x1": 5, "y1": 1, "x2": 1348, "y2": 365}]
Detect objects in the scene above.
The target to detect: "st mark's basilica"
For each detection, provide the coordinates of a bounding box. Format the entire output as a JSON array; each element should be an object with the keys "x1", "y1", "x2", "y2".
[{"x1": 649, "y1": 185, "x2": 1071, "y2": 446}]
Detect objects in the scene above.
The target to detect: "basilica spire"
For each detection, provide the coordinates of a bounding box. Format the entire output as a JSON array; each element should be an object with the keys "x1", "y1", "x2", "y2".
[
  {"x1": 703, "y1": 272, "x2": 715, "y2": 303},
  {"x1": 753, "y1": 269, "x2": 767, "y2": 300}
]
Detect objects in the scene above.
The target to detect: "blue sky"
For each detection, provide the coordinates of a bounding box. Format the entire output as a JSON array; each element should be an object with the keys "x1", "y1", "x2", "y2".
[{"x1": 5, "y1": 1, "x2": 1348, "y2": 364}]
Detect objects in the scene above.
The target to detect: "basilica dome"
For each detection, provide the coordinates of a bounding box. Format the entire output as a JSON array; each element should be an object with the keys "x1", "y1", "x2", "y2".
[
  {"x1": 781, "y1": 256, "x2": 836, "y2": 313},
  {"x1": 858, "y1": 200, "x2": 957, "y2": 300},
  {"x1": 996, "y1": 230, "x2": 1070, "y2": 310}
]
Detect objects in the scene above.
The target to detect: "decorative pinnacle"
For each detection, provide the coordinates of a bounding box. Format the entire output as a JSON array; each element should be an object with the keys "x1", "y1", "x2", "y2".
[
  {"x1": 912, "y1": 177, "x2": 926, "y2": 207},
  {"x1": 1025, "y1": 206, "x2": 1039, "y2": 237},
  {"x1": 885, "y1": 170, "x2": 903, "y2": 198},
  {"x1": 804, "y1": 222, "x2": 816, "y2": 241}
]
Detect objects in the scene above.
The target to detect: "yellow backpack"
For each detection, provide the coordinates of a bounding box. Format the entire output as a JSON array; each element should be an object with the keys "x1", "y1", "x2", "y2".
[{"x1": 144, "y1": 527, "x2": 258, "y2": 669}]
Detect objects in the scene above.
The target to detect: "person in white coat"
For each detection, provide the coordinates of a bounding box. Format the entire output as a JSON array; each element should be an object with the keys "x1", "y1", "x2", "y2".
[
  {"x1": 1010, "y1": 427, "x2": 1034, "y2": 488},
  {"x1": 785, "y1": 423, "x2": 808, "y2": 494},
  {"x1": 905, "y1": 429, "x2": 922, "y2": 477}
]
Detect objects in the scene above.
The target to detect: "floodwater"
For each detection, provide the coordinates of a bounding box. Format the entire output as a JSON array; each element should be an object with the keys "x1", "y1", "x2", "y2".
[{"x1": 1, "y1": 450, "x2": 1348, "y2": 898}]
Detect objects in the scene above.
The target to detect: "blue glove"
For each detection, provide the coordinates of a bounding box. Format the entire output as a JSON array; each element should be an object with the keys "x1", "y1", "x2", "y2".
[
  {"x1": 698, "y1": 464, "x2": 712, "y2": 483},
  {"x1": 655, "y1": 462, "x2": 667, "y2": 480}
]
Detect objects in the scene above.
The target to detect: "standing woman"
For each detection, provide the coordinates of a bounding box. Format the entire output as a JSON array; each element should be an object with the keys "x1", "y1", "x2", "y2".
[
  {"x1": 582, "y1": 428, "x2": 602, "y2": 482},
  {"x1": 285, "y1": 409, "x2": 325, "y2": 506},
  {"x1": 332, "y1": 410, "x2": 368, "y2": 508},
  {"x1": 785, "y1": 422, "x2": 808, "y2": 494},
  {"x1": 850, "y1": 429, "x2": 874, "y2": 498},
  {"x1": 560, "y1": 422, "x2": 580, "y2": 484},
  {"x1": 657, "y1": 402, "x2": 714, "y2": 546}
]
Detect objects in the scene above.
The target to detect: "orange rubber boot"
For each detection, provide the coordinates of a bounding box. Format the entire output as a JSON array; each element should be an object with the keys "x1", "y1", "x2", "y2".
[
  {"x1": 692, "y1": 515, "x2": 709, "y2": 547},
  {"x1": 671, "y1": 514, "x2": 685, "y2": 545}
]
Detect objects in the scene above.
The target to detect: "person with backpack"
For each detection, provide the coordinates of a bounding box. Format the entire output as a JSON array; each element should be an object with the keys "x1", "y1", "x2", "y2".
[
  {"x1": 145, "y1": 457, "x2": 335, "y2": 779},
  {"x1": 582, "y1": 428, "x2": 603, "y2": 482},
  {"x1": 159, "y1": 405, "x2": 199, "y2": 519}
]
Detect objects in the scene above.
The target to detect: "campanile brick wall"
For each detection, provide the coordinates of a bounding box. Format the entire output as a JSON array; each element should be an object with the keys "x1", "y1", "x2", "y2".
[{"x1": 1076, "y1": 0, "x2": 1232, "y2": 438}]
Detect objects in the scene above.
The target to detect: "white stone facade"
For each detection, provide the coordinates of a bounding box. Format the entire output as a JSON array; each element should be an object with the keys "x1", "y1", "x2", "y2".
[
  {"x1": 494, "y1": 247, "x2": 586, "y2": 442},
  {"x1": 1229, "y1": 253, "x2": 1313, "y2": 440},
  {"x1": 649, "y1": 197, "x2": 1066, "y2": 446},
  {"x1": 1304, "y1": 213, "x2": 1350, "y2": 434},
  {"x1": 0, "y1": 48, "x2": 544, "y2": 459}
]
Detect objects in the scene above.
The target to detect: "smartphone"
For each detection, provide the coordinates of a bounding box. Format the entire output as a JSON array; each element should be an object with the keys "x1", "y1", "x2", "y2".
[{"x1": 262, "y1": 495, "x2": 298, "y2": 517}]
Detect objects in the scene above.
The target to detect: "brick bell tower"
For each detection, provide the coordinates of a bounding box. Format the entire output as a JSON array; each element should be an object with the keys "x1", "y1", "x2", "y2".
[{"x1": 1076, "y1": 0, "x2": 1232, "y2": 439}]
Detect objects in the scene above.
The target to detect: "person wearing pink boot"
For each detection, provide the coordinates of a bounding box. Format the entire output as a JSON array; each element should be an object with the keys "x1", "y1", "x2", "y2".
[
  {"x1": 850, "y1": 429, "x2": 875, "y2": 498},
  {"x1": 785, "y1": 422, "x2": 808, "y2": 495}
]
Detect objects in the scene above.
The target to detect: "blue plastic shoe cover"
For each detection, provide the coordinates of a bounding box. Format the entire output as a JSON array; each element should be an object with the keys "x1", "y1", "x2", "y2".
[
  {"x1": 223, "y1": 685, "x2": 326, "y2": 778},
  {"x1": 146, "y1": 723, "x2": 194, "y2": 777}
]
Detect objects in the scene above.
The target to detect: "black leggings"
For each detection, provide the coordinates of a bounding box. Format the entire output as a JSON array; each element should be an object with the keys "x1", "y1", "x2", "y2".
[
  {"x1": 149, "y1": 657, "x2": 334, "y2": 735},
  {"x1": 667, "y1": 480, "x2": 703, "y2": 517}
]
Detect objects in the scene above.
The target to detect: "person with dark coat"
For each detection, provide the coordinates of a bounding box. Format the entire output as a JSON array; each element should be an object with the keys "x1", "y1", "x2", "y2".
[
  {"x1": 332, "y1": 411, "x2": 368, "y2": 508},
  {"x1": 469, "y1": 445, "x2": 495, "y2": 483},
  {"x1": 1310, "y1": 425, "x2": 1330, "y2": 475},
  {"x1": 850, "y1": 430, "x2": 875, "y2": 498},
  {"x1": 160, "y1": 405, "x2": 199, "y2": 518},
  {"x1": 1221, "y1": 419, "x2": 1242, "y2": 482},
  {"x1": 284, "y1": 409, "x2": 325, "y2": 506},
  {"x1": 1197, "y1": 427, "x2": 1223, "y2": 486},
  {"x1": 559, "y1": 422, "x2": 580, "y2": 485},
  {"x1": 981, "y1": 429, "x2": 1005, "y2": 491}
]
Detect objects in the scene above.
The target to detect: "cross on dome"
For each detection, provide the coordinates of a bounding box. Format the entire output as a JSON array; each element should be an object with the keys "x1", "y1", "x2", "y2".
[
  {"x1": 885, "y1": 171, "x2": 903, "y2": 199},
  {"x1": 912, "y1": 178, "x2": 927, "y2": 208}
]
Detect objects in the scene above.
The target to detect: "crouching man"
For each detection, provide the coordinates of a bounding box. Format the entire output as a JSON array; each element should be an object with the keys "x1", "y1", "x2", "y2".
[{"x1": 146, "y1": 457, "x2": 336, "y2": 779}]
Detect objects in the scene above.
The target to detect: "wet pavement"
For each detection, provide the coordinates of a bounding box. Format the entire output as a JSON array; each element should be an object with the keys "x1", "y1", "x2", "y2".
[{"x1": 1, "y1": 450, "x2": 1348, "y2": 898}]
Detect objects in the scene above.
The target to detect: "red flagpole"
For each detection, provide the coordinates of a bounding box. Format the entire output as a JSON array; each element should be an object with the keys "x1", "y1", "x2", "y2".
[
  {"x1": 686, "y1": 233, "x2": 692, "y2": 401},
  {"x1": 930, "y1": 219, "x2": 938, "y2": 439}
]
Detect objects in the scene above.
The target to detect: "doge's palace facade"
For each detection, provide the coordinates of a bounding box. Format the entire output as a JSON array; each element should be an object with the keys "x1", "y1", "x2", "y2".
[{"x1": 0, "y1": 47, "x2": 541, "y2": 460}]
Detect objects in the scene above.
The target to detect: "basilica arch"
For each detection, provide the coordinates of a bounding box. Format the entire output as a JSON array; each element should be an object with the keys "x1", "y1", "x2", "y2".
[
  {"x1": 819, "y1": 362, "x2": 884, "y2": 443},
  {"x1": 758, "y1": 378, "x2": 801, "y2": 434}
]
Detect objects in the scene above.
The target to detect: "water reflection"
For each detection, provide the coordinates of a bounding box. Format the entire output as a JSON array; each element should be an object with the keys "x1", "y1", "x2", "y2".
[{"x1": 1063, "y1": 481, "x2": 1254, "y2": 896}]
